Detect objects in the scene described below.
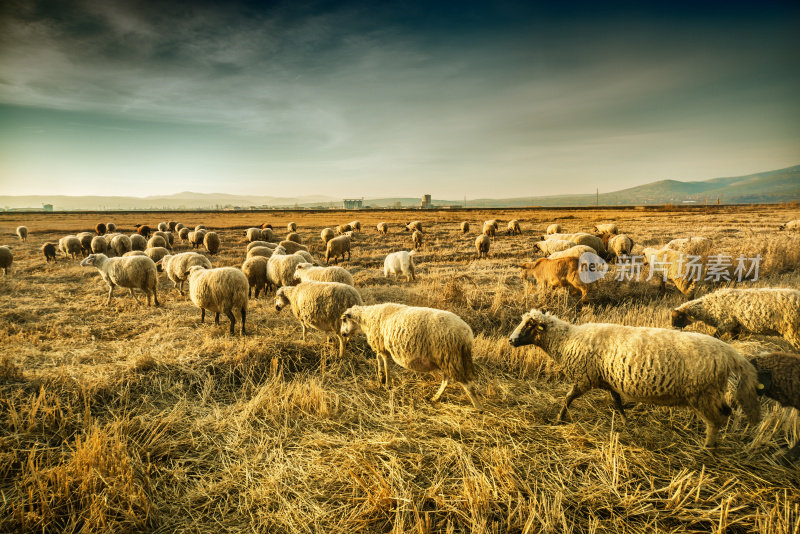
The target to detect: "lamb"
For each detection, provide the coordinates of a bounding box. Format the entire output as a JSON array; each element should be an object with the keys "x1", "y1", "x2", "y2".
[
  {"x1": 185, "y1": 266, "x2": 248, "y2": 335},
  {"x1": 287, "y1": 222, "x2": 298, "y2": 233},
  {"x1": 779, "y1": 220, "x2": 800, "y2": 231},
  {"x1": 507, "y1": 219, "x2": 521, "y2": 235},
  {"x1": 135, "y1": 224, "x2": 151, "y2": 239},
  {"x1": 482, "y1": 221, "x2": 496, "y2": 240},
  {"x1": 546, "y1": 224, "x2": 561, "y2": 234},
  {"x1": 412, "y1": 230, "x2": 423, "y2": 249},
  {"x1": 349, "y1": 221, "x2": 361, "y2": 232},
  {"x1": 294, "y1": 263, "x2": 355, "y2": 286},
  {"x1": 0, "y1": 246, "x2": 12, "y2": 275},
  {"x1": 111, "y1": 235, "x2": 133, "y2": 257},
  {"x1": 80, "y1": 253, "x2": 159, "y2": 306},
  {"x1": 246, "y1": 241, "x2": 278, "y2": 252},
  {"x1": 547, "y1": 245, "x2": 595, "y2": 260},
  {"x1": 325, "y1": 235, "x2": 352, "y2": 265},
  {"x1": 532, "y1": 239, "x2": 576, "y2": 256},
  {"x1": 90, "y1": 236, "x2": 108, "y2": 254},
  {"x1": 278, "y1": 240, "x2": 308, "y2": 254},
  {"x1": 242, "y1": 256, "x2": 269, "y2": 298},
  {"x1": 275, "y1": 281, "x2": 364, "y2": 360},
  {"x1": 672, "y1": 288, "x2": 800, "y2": 349},
  {"x1": 336, "y1": 223, "x2": 352, "y2": 235},
  {"x1": 592, "y1": 223, "x2": 618, "y2": 235},
  {"x1": 42, "y1": 243, "x2": 57, "y2": 262},
  {"x1": 377, "y1": 222, "x2": 389, "y2": 235},
  {"x1": 748, "y1": 352, "x2": 800, "y2": 461},
  {"x1": 157, "y1": 222, "x2": 168, "y2": 232},
  {"x1": 178, "y1": 227, "x2": 191, "y2": 241},
  {"x1": 508, "y1": 309, "x2": 761, "y2": 447},
  {"x1": 158, "y1": 252, "x2": 212, "y2": 295},
  {"x1": 246, "y1": 227, "x2": 264, "y2": 242},
  {"x1": 405, "y1": 221, "x2": 423, "y2": 233},
  {"x1": 203, "y1": 231, "x2": 220, "y2": 254},
  {"x1": 60, "y1": 235, "x2": 83, "y2": 259},
  {"x1": 383, "y1": 250, "x2": 416, "y2": 282},
  {"x1": 475, "y1": 234, "x2": 490, "y2": 259},
  {"x1": 519, "y1": 257, "x2": 589, "y2": 303},
  {"x1": 95, "y1": 223, "x2": 107, "y2": 236},
  {"x1": 340, "y1": 303, "x2": 483, "y2": 410},
  {"x1": 147, "y1": 235, "x2": 167, "y2": 250},
  {"x1": 145, "y1": 246, "x2": 170, "y2": 263},
  {"x1": 129, "y1": 233, "x2": 147, "y2": 251},
  {"x1": 247, "y1": 246, "x2": 277, "y2": 259},
  {"x1": 189, "y1": 230, "x2": 207, "y2": 249},
  {"x1": 603, "y1": 234, "x2": 634, "y2": 260},
  {"x1": 106, "y1": 223, "x2": 116, "y2": 233},
  {"x1": 77, "y1": 232, "x2": 94, "y2": 256},
  {"x1": 321, "y1": 228, "x2": 335, "y2": 244},
  {"x1": 460, "y1": 222, "x2": 470, "y2": 234},
  {"x1": 665, "y1": 237, "x2": 712, "y2": 255},
  {"x1": 16, "y1": 226, "x2": 28, "y2": 242},
  {"x1": 267, "y1": 249, "x2": 307, "y2": 289},
  {"x1": 286, "y1": 232, "x2": 302, "y2": 244}
]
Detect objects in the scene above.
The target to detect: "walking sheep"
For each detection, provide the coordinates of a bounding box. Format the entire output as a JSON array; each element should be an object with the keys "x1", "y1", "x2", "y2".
[
  {"x1": 295, "y1": 263, "x2": 354, "y2": 286},
  {"x1": 412, "y1": 230, "x2": 423, "y2": 249},
  {"x1": 672, "y1": 288, "x2": 800, "y2": 349},
  {"x1": 475, "y1": 234, "x2": 490, "y2": 259},
  {"x1": 275, "y1": 281, "x2": 364, "y2": 361},
  {"x1": 508, "y1": 309, "x2": 761, "y2": 447},
  {"x1": 749, "y1": 352, "x2": 800, "y2": 461},
  {"x1": 325, "y1": 235, "x2": 352, "y2": 265},
  {"x1": 80, "y1": 253, "x2": 159, "y2": 306},
  {"x1": 507, "y1": 219, "x2": 521, "y2": 235},
  {"x1": 384, "y1": 251, "x2": 416, "y2": 282},
  {"x1": 158, "y1": 252, "x2": 212, "y2": 295},
  {"x1": 377, "y1": 222, "x2": 389, "y2": 235},
  {"x1": 321, "y1": 228, "x2": 335, "y2": 244},
  {"x1": 42, "y1": 243, "x2": 57, "y2": 263},
  {"x1": 460, "y1": 222, "x2": 470, "y2": 234},
  {"x1": 185, "y1": 266, "x2": 248, "y2": 335},
  {"x1": 16, "y1": 226, "x2": 28, "y2": 242},
  {"x1": 242, "y1": 256, "x2": 269, "y2": 298},
  {"x1": 340, "y1": 303, "x2": 483, "y2": 410},
  {"x1": 546, "y1": 224, "x2": 561, "y2": 234},
  {"x1": 0, "y1": 246, "x2": 12, "y2": 275},
  {"x1": 203, "y1": 231, "x2": 220, "y2": 254},
  {"x1": 519, "y1": 257, "x2": 589, "y2": 303}
]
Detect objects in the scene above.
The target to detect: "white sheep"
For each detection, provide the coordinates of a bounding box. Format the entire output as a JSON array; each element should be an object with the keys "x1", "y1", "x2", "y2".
[
  {"x1": 60, "y1": 235, "x2": 83, "y2": 259},
  {"x1": 186, "y1": 266, "x2": 249, "y2": 335},
  {"x1": 261, "y1": 227, "x2": 278, "y2": 243},
  {"x1": 242, "y1": 256, "x2": 269, "y2": 298},
  {"x1": 246, "y1": 241, "x2": 278, "y2": 252},
  {"x1": 604, "y1": 234, "x2": 634, "y2": 259},
  {"x1": 286, "y1": 232, "x2": 302, "y2": 244},
  {"x1": 384, "y1": 250, "x2": 416, "y2": 282},
  {"x1": 110, "y1": 234, "x2": 132, "y2": 257},
  {"x1": 349, "y1": 221, "x2": 361, "y2": 232},
  {"x1": 509, "y1": 309, "x2": 761, "y2": 447},
  {"x1": 189, "y1": 229, "x2": 207, "y2": 249},
  {"x1": 412, "y1": 230, "x2": 423, "y2": 249},
  {"x1": 147, "y1": 235, "x2": 167, "y2": 250},
  {"x1": 80, "y1": 253, "x2": 159, "y2": 306},
  {"x1": 547, "y1": 245, "x2": 595, "y2": 260},
  {"x1": 106, "y1": 222, "x2": 116, "y2": 233},
  {"x1": 672, "y1": 288, "x2": 800, "y2": 349},
  {"x1": 0, "y1": 246, "x2": 12, "y2": 275},
  {"x1": 124, "y1": 251, "x2": 146, "y2": 257},
  {"x1": 90, "y1": 236, "x2": 108, "y2": 255},
  {"x1": 507, "y1": 219, "x2": 521, "y2": 235},
  {"x1": 460, "y1": 221, "x2": 470, "y2": 234},
  {"x1": 377, "y1": 222, "x2": 389, "y2": 235},
  {"x1": 203, "y1": 231, "x2": 220, "y2": 254},
  {"x1": 157, "y1": 222, "x2": 168, "y2": 232},
  {"x1": 294, "y1": 250, "x2": 317, "y2": 265},
  {"x1": 247, "y1": 246, "x2": 276, "y2": 259},
  {"x1": 559, "y1": 233, "x2": 605, "y2": 255},
  {"x1": 145, "y1": 246, "x2": 170, "y2": 263},
  {"x1": 16, "y1": 226, "x2": 28, "y2": 242},
  {"x1": 267, "y1": 249, "x2": 306, "y2": 289},
  {"x1": 287, "y1": 221, "x2": 298, "y2": 233},
  {"x1": 665, "y1": 236, "x2": 712, "y2": 255},
  {"x1": 779, "y1": 220, "x2": 800, "y2": 231},
  {"x1": 158, "y1": 252, "x2": 212, "y2": 295},
  {"x1": 275, "y1": 281, "x2": 364, "y2": 360},
  {"x1": 278, "y1": 240, "x2": 308, "y2": 254},
  {"x1": 77, "y1": 232, "x2": 94, "y2": 256},
  {"x1": 178, "y1": 227, "x2": 191, "y2": 241},
  {"x1": 246, "y1": 227, "x2": 263, "y2": 242},
  {"x1": 129, "y1": 233, "x2": 147, "y2": 251},
  {"x1": 405, "y1": 221, "x2": 423, "y2": 233},
  {"x1": 325, "y1": 235, "x2": 351, "y2": 265},
  {"x1": 475, "y1": 234, "x2": 490, "y2": 259},
  {"x1": 194, "y1": 225, "x2": 207, "y2": 232},
  {"x1": 340, "y1": 303, "x2": 483, "y2": 410},
  {"x1": 482, "y1": 221, "x2": 496, "y2": 240},
  {"x1": 546, "y1": 223, "x2": 561, "y2": 234},
  {"x1": 532, "y1": 239, "x2": 576, "y2": 256},
  {"x1": 294, "y1": 263, "x2": 354, "y2": 286},
  {"x1": 321, "y1": 228, "x2": 335, "y2": 244},
  {"x1": 592, "y1": 223, "x2": 618, "y2": 234}
]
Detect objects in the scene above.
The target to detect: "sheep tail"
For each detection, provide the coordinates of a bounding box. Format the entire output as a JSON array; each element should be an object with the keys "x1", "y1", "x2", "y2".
[{"x1": 732, "y1": 352, "x2": 762, "y2": 425}]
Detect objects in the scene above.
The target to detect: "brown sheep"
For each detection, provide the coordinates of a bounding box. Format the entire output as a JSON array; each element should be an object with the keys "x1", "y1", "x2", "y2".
[
  {"x1": 749, "y1": 352, "x2": 800, "y2": 462},
  {"x1": 135, "y1": 224, "x2": 151, "y2": 238},
  {"x1": 520, "y1": 257, "x2": 589, "y2": 303},
  {"x1": 261, "y1": 223, "x2": 273, "y2": 230},
  {"x1": 42, "y1": 243, "x2": 57, "y2": 262},
  {"x1": 95, "y1": 223, "x2": 107, "y2": 236},
  {"x1": 412, "y1": 230, "x2": 423, "y2": 249}
]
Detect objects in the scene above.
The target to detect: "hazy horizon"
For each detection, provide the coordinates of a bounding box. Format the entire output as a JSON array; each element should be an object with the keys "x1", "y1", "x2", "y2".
[{"x1": 1, "y1": 1, "x2": 799, "y2": 198}]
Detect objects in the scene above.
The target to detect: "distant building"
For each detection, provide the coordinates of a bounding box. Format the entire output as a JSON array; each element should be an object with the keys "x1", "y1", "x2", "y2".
[
  {"x1": 420, "y1": 194, "x2": 432, "y2": 209},
  {"x1": 343, "y1": 198, "x2": 363, "y2": 209},
  {"x1": 43, "y1": 204, "x2": 53, "y2": 212}
]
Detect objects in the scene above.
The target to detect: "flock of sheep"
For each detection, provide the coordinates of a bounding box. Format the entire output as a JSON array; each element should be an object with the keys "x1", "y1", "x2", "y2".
[{"x1": 3, "y1": 216, "x2": 800, "y2": 460}]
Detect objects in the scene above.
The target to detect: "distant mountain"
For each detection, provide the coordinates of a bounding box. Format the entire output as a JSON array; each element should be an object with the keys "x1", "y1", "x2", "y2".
[{"x1": 1, "y1": 165, "x2": 798, "y2": 210}]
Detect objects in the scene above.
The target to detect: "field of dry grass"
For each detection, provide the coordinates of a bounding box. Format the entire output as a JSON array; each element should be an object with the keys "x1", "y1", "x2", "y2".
[{"x1": 1, "y1": 206, "x2": 799, "y2": 533}]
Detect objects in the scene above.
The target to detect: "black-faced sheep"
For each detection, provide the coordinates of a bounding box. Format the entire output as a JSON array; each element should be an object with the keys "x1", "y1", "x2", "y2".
[
  {"x1": 672, "y1": 288, "x2": 800, "y2": 349},
  {"x1": 185, "y1": 266, "x2": 248, "y2": 335},
  {"x1": 16, "y1": 226, "x2": 28, "y2": 242},
  {"x1": 295, "y1": 263, "x2": 354, "y2": 286},
  {"x1": 749, "y1": 351, "x2": 800, "y2": 461},
  {"x1": 0, "y1": 246, "x2": 12, "y2": 274},
  {"x1": 325, "y1": 235, "x2": 351, "y2": 265},
  {"x1": 520, "y1": 257, "x2": 589, "y2": 303},
  {"x1": 42, "y1": 243, "x2": 57, "y2": 262},
  {"x1": 80, "y1": 253, "x2": 159, "y2": 306},
  {"x1": 203, "y1": 232, "x2": 220, "y2": 254},
  {"x1": 242, "y1": 256, "x2": 269, "y2": 298},
  {"x1": 475, "y1": 234, "x2": 490, "y2": 259},
  {"x1": 340, "y1": 303, "x2": 483, "y2": 410},
  {"x1": 158, "y1": 252, "x2": 212, "y2": 295},
  {"x1": 509, "y1": 309, "x2": 761, "y2": 447}
]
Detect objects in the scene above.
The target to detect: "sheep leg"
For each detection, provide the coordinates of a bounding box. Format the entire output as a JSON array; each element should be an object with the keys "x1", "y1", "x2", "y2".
[
  {"x1": 128, "y1": 288, "x2": 141, "y2": 304},
  {"x1": 431, "y1": 377, "x2": 449, "y2": 402},
  {"x1": 106, "y1": 284, "x2": 115, "y2": 305},
  {"x1": 337, "y1": 334, "x2": 346, "y2": 358},
  {"x1": 214, "y1": 312, "x2": 220, "y2": 325},
  {"x1": 240, "y1": 307, "x2": 246, "y2": 335},
  {"x1": 200, "y1": 308, "x2": 205, "y2": 323},
  {"x1": 557, "y1": 383, "x2": 587, "y2": 422},
  {"x1": 152, "y1": 288, "x2": 159, "y2": 307},
  {"x1": 225, "y1": 310, "x2": 236, "y2": 334},
  {"x1": 459, "y1": 382, "x2": 484, "y2": 412},
  {"x1": 609, "y1": 391, "x2": 628, "y2": 424},
  {"x1": 378, "y1": 352, "x2": 392, "y2": 388},
  {"x1": 693, "y1": 403, "x2": 726, "y2": 448},
  {"x1": 301, "y1": 323, "x2": 307, "y2": 342}
]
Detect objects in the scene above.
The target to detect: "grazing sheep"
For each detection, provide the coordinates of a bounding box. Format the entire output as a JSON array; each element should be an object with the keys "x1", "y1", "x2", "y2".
[
  {"x1": 203, "y1": 231, "x2": 220, "y2": 254},
  {"x1": 321, "y1": 228, "x2": 335, "y2": 244},
  {"x1": 267, "y1": 249, "x2": 306, "y2": 289},
  {"x1": 242, "y1": 256, "x2": 269, "y2": 298},
  {"x1": 246, "y1": 241, "x2": 278, "y2": 252},
  {"x1": 779, "y1": 220, "x2": 800, "y2": 231},
  {"x1": 135, "y1": 224, "x2": 151, "y2": 239},
  {"x1": 16, "y1": 226, "x2": 28, "y2": 242},
  {"x1": 286, "y1": 232, "x2": 302, "y2": 244},
  {"x1": 194, "y1": 225, "x2": 207, "y2": 232},
  {"x1": 749, "y1": 352, "x2": 800, "y2": 461},
  {"x1": 340, "y1": 303, "x2": 483, "y2": 410},
  {"x1": 95, "y1": 223, "x2": 107, "y2": 236},
  {"x1": 77, "y1": 232, "x2": 94, "y2": 256},
  {"x1": 592, "y1": 223, "x2": 618, "y2": 235},
  {"x1": 412, "y1": 230, "x2": 423, "y2": 249},
  {"x1": 546, "y1": 224, "x2": 561, "y2": 234},
  {"x1": 325, "y1": 235, "x2": 352, "y2": 265},
  {"x1": 287, "y1": 222, "x2": 298, "y2": 233},
  {"x1": 147, "y1": 235, "x2": 167, "y2": 250},
  {"x1": 129, "y1": 233, "x2": 147, "y2": 251},
  {"x1": 475, "y1": 234, "x2": 490, "y2": 259},
  {"x1": 508, "y1": 309, "x2": 761, "y2": 447},
  {"x1": 520, "y1": 257, "x2": 589, "y2": 303},
  {"x1": 145, "y1": 246, "x2": 170, "y2": 263},
  {"x1": 547, "y1": 245, "x2": 595, "y2": 260},
  {"x1": 0, "y1": 246, "x2": 12, "y2": 274},
  {"x1": 275, "y1": 281, "x2": 364, "y2": 360},
  {"x1": 460, "y1": 222, "x2": 470, "y2": 234},
  {"x1": 559, "y1": 233, "x2": 605, "y2": 255},
  {"x1": 123, "y1": 251, "x2": 147, "y2": 257},
  {"x1": 278, "y1": 240, "x2": 308, "y2": 254},
  {"x1": 247, "y1": 246, "x2": 277, "y2": 260},
  {"x1": 42, "y1": 243, "x2": 57, "y2": 262},
  {"x1": 175, "y1": 223, "x2": 185, "y2": 233},
  {"x1": 186, "y1": 266, "x2": 248, "y2": 335},
  {"x1": 672, "y1": 288, "x2": 800, "y2": 349},
  {"x1": 189, "y1": 229, "x2": 207, "y2": 249},
  {"x1": 178, "y1": 227, "x2": 191, "y2": 241},
  {"x1": 90, "y1": 236, "x2": 108, "y2": 255},
  {"x1": 106, "y1": 223, "x2": 116, "y2": 233},
  {"x1": 157, "y1": 222, "x2": 168, "y2": 232},
  {"x1": 159, "y1": 252, "x2": 212, "y2": 295},
  {"x1": 336, "y1": 223, "x2": 352, "y2": 235},
  {"x1": 603, "y1": 234, "x2": 634, "y2": 260},
  {"x1": 80, "y1": 253, "x2": 159, "y2": 306},
  {"x1": 642, "y1": 248, "x2": 741, "y2": 298},
  {"x1": 294, "y1": 263, "x2": 354, "y2": 286},
  {"x1": 507, "y1": 219, "x2": 521, "y2": 235},
  {"x1": 261, "y1": 223, "x2": 273, "y2": 230},
  {"x1": 482, "y1": 221, "x2": 496, "y2": 240},
  {"x1": 60, "y1": 235, "x2": 83, "y2": 259},
  {"x1": 665, "y1": 236, "x2": 713, "y2": 255},
  {"x1": 168, "y1": 221, "x2": 178, "y2": 232},
  {"x1": 349, "y1": 221, "x2": 361, "y2": 232},
  {"x1": 377, "y1": 222, "x2": 389, "y2": 235},
  {"x1": 246, "y1": 227, "x2": 264, "y2": 242},
  {"x1": 532, "y1": 239, "x2": 576, "y2": 256},
  {"x1": 163, "y1": 231, "x2": 174, "y2": 248},
  {"x1": 384, "y1": 250, "x2": 416, "y2": 282},
  {"x1": 261, "y1": 227, "x2": 278, "y2": 243},
  {"x1": 405, "y1": 221, "x2": 423, "y2": 233}
]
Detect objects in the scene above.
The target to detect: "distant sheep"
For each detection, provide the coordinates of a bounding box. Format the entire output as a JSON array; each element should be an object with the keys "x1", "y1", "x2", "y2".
[
  {"x1": 147, "y1": 235, "x2": 167, "y2": 250},
  {"x1": 90, "y1": 236, "x2": 108, "y2": 255},
  {"x1": 532, "y1": 239, "x2": 576, "y2": 256},
  {"x1": 509, "y1": 309, "x2": 761, "y2": 447},
  {"x1": 336, "y1": 223, "x2": 352, "y2": 235},
  {"x1": 189, "y1": 229, "x2": 207, "y2": 249},
  {"x1": 174, "y1": 223, "x2": 185, "y2": 233},
  {"x1": 194, "y1": 225, "x2": 207, "y2": 232},
  {"x1": 779, "y1": 220, "x2": 800, "y2": 231},
  {"x1": 287, "y1": 222, "x2": 297, "y2": 233},
  {"x1": 159, "y1": 252, "x2": 212, "y2": 295},
  {"x1": 482, "y1": 222, "x2": 496, "y2": 240},
  {"x1": 349, "y1": 221, "x2": 361, "y2": 232},
  {"x1": 294, "y1": 263, "x2": 354, "y2": 286},
  {"x1": 16, "y1": 226, "x2": 28, "y2": 242},
  {"x1": 547, "y1": 245, "x2": 595, "y2": 260},
  {"x1": 106, "y1": 223, "x2": 116, "y2": 233},
  {"x1": 95, "y1": 223, "x2": 107, "y2": 236},
  {"x1": 412, "y1": 230, "x2": 423, "y2": 249},
  {"x1": 129, "y1": 234, "x2": 147, "y2": 251},
  {"x1": 145, "y1": 246, "x2": 170, "y2": 263},
  {"x1": 242, "y1": 256, "x2": 269, "y2": 298},
  {"x1": 507, "y1": 219, "x2": 521, "y2": 235},
  {"x1": 157, "y1": 222, "x2": 168, "y2": 232},
  {"x1": 672, "y1": 288, "x2": 800, "y2": 349},
  {"x1": 377, "y1": 222, "x2": 389, "y2": 235},
  {"x1": 460, "y1": 222, "x2": 470, "y2": 234},
  {"x1": 42, "y1": 243, "x2": 57, "y2": 262},
  {"x1": 135, "y1": 224, "x2": 151, "y2": 239},
  {"x1": 261, "y1": 227, "x2": 278, "y2": 243},
  {"x1": 80, "y1": 253, "x2": 159, "y2": 306},
  {"x1": 546, "y1": 224, "x2": 561, "y2": 234},
  {"x1": 384, "y1": 250, "x2": 416, "y2": 282},
  {"x1": 340, "y1": 303, "x2": 483, "y2": 410},
  {"x1": 475, "y1": 234, "x2": 490, "y2": 259},
  {"x1": 186, "y1": 266, "x2": 248, "y2": 335},
  {"x1": 77, "y1": 232, "x2": 94, "y2": 256},
  {"x1": 520, "y1": 257, "x2": 589, "y2": 303},
  {"x1": 276, "y1": 281, "x2": 364, "y2": 359},
  {"x1": 321, "y1": 228, "x2": 335, "y2": 244},
  {"x1": 203, "y1": 231, "x2": 220, "y2": 254},
  {"x1": 405, "y1": 221, "x2": 423, "y2": 233},
  {"x1": 178, "y1": 228, "x2": 191, "y2": 241},
  {"x1": 325, "y1": 235, "x2": 352, "y2": 265},
  {"x1": 60, "y1": 235, "x2": 83, "y2": 259},
  {"x1": 246, "y1": 227, "x2": 264, "y2": 242},
  {"x1": 247, "y1": 246, "x2": 277, "y2": 260},
  {"x1": 749, "y1": 352, "x2": 800, "y2": 461},
  {"x1": 286, "y1": 232, "x2": 302, "y2": 244},
  {"x1": 246, "y1": 241, "x2": 278, "y2": 252},
  {"x1": 592, "y1": 223, "x2": 618, "y2": 235},
  {"x1": 0, "y1": 246, "x2": 12, "y2": 275},
  {"x1": 168, "y1": 221, "x2": 178, "y2": 232},
  {"x1": 278, "y1": 240, "x2": 308, "y2": 254}
]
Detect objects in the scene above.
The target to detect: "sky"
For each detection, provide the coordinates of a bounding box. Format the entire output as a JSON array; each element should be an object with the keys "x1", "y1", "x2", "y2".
[{"x1": 0, "y1": 0, "x2": 798, "y2": 199}]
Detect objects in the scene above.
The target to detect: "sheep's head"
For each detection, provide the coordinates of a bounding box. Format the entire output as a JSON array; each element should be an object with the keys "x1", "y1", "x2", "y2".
[
  {"x1": 293, "y1": 263, "x2": 313, "y2": 281},
  {"x1": 339, "y1": 308, "x2": 362, "y2": 339},
  {"x1": 670, "y1": 309, "x2": 695, "y2": 329},
  {"x1": 519, "y1": 261, "x2": 541, "y2": 284},
  {"x1": 80, "y1": 254, "x2": 98, "y2": 267},
  {"x1": 185, "y1": 265, "x2": 205, "y2": 279},
  {"x1": 509, "y1": 310, "x2": 553, "y2": 347},
  {"x1": 274, "y1": 287, "x2": 291, "y2": 312}
]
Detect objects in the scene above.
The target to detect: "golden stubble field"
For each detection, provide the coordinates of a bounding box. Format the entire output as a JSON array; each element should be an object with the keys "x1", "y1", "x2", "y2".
[{"x1": 1, "y1": 206, "x2": 799, "y2": 533}]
